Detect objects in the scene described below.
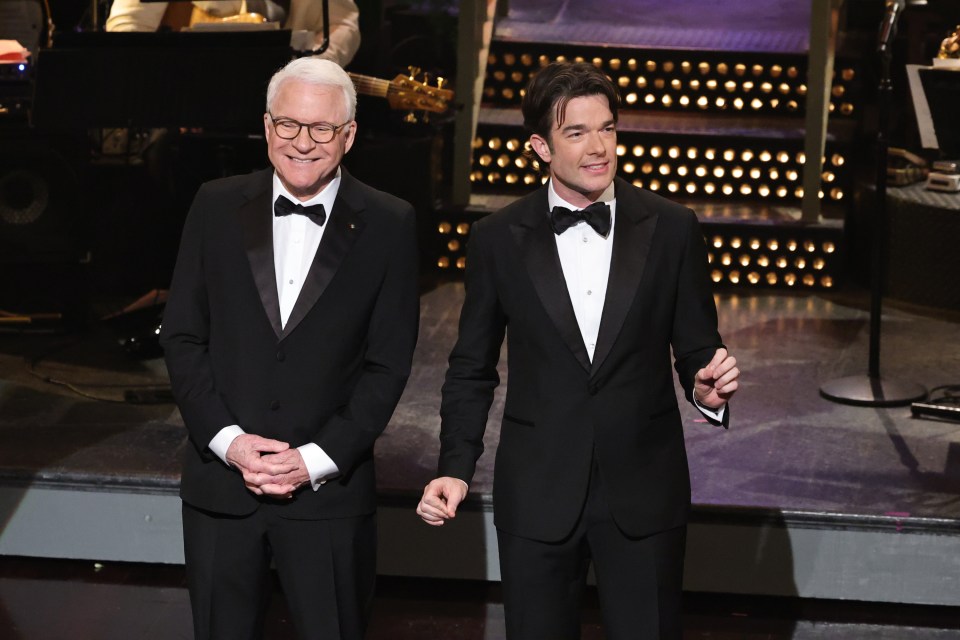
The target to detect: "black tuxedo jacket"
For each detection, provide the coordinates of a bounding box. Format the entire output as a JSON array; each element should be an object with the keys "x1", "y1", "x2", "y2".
[
  {"x1": 438, "y1": 178, "x2": 726, "y2": 542},
  {"x1": 161, "y1": 168, "x2": 419, "y2": 519}
]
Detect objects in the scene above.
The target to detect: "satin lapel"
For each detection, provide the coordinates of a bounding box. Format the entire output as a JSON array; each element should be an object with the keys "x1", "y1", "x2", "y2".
[
  {"x1": 510, "y1": 192, "x2": 592, "y2": 373},
  {"x1": 239, "y1": 172, "x2": 283, "y2": 339},
  {"x1": 281, "y1": 174, "x2": 365, "y2": 340},
  {"x1": 590, "y1": 180, "x2": 659, "y2": 377}
]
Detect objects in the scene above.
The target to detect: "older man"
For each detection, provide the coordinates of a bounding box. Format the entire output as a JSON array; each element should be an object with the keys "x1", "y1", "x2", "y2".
[{"x1": 161, "y1": 57, "x2": 418, "y2": 639}]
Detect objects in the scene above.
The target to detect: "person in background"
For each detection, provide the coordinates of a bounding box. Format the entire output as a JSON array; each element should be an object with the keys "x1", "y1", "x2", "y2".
[
  {"x1": 106, "y1": 0, "x2": 360, "y2": 66},
  {"x1": 417, "y1": 60, "x2": 739, "y2": 639},
  {"x1": 160, "y1": 57, "x2": 418, "y2": 639}
]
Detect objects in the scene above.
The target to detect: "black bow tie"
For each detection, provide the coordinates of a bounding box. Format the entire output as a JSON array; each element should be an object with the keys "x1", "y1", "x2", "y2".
[
  {"x1": 274, "y1": 195, "x2": 327, "y2": 226},
  {"x1": 549, "y1": 202, "x2": 611, "y2": 237}
]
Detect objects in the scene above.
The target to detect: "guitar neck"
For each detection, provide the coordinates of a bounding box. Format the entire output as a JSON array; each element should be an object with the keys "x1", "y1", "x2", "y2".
[{"x1": 348, "y1": 73, "x2": 391, "y2": 100}]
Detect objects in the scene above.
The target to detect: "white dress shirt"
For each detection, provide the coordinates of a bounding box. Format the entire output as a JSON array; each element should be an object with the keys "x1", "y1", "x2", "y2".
[
  {"x1": 207, "y1": 171, "x2": 342, "y2": 491},
  {"x1": 548, "y1": 180, "x2": 724, "y2": 422}
]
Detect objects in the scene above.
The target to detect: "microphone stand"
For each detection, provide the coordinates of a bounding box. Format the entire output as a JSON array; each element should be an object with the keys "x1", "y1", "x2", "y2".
[{"x1": 820, "y1": 0, "x2": 926, "y2": 406}]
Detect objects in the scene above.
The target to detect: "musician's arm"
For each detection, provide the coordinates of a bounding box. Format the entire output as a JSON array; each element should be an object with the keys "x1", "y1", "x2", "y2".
[
  {"x1": 289, "y1": 0, "x2": 361, "y2": 67},
  {"x1": 105, "y1": 0, "x2": 167, "y2": 32}
]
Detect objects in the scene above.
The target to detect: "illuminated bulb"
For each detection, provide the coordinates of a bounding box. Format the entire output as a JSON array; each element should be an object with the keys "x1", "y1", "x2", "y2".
[
  {"x1": 795, "y1": 257, "x2": 806, "y2": 269},
  {"x1": 616, "y1": 144, "x2": 627, "y2": 156},
  {"x1": 632, "y1": 179, "x2": 644, "y2": 188},
  {"x1": 697, "y1": 96, "x2": 710, "y2": 109},
  {"x1": 623, "y1": 162, "x2": 636, "y2": 174},
  {"x1": 717, "y1": 62, "x2": 729, "y2": 75},
  {"x1": 704, "y1": 183, "x2": 716, "y2": 194},
  {"x1": 759, "y1": 150, "x2": 772, "y2": 162},
  {"x1": 748, "y1": 272, "x2": 761, "y2": 284},
  {"x1": 711, "y1": 269, "x2": 723, "y2": 283},
  {"x1": 646, "y1": 60, "x2": 657, "y2": 72},
  {"x1": 706, "y1": 79, "x2": 718, "y2": 90},
  {"x1": 724, "y1": 80, "x2": 737, "y2": 92},
  {"x1": 723, "y1": 149, "x2": 736, "y2": 162},
  {"x1": 731, "y1": 167, "x2": 744, "y2": 179},
  {"x1": 636, "y1": 76, "x2": 648, "y2": 88},
  {"x1": 524, "y1": 174, "x2": 538, "y2": 185},
  {"x1": 830, "y1": 188, "x2": 844, "y2": 200},
  {"x1": 796, "y1": 151, "x2": 806, "y2": 164},
  {"x1": 592, "y1": 57, "x2": 603, "y2": 67},
  {"x1": 758, "y1": 185, "x2": 770, "y2": 197},
  {"x1": 690, "y1": 79, "x2": 701, "y2": 90},
  {"x1": 750, "y1": 168, "x2": 761, "y2": 180},
  {"x1": 456, "y1": 257, "x2": 466, "y2": 270},
  {"x1": 438, "y1": 222, "x2": 452, "y2": 234},
  {"x1": 832, "y1": 154, "x2": 845, "y2": 167},
  {"x1": 786, "y1": 170, "x2": 799, "y2": 181},
  {"x1": 757, "y1": 255, "x2": 770, "y2": 267},
  {"x1": 776, "y1": 186, "x2": 788, "y2": 198},
  {"x1": 822, "y1": 171, "x2": 835, "y2": 182},
  {"x1": 662, "y1": 95, "x2": 673, "y2": 107},
  {"x1": 521, "y1": 53, "x2": 533, "y2": 66},
  {"x1": 663, "y1": 61, "x2": 675, "y2": 73},
  {"x1": 767, "y1": 239, "x2": 779, "y2": 251},
  {"x1": 649, "y1": 179, "x2": 661, "y2": 190},
  {"x1": 633, "y1": 145, "x2": 645, "y2": 156},
  {"x1": 686, "y1": 182, "x2": 697, "y2": 194},
  {"x1": 729, "y1": 271, "x2": 740, "y2": 284},
  {"x1": 713, "y1": 167, "x2": 726, "y2": 178},
  {"x1": 448, "y1": 239, "x2": 461, "y2": 251},
  {"x1": 681, "y1": 61, "x2": 692, "y2": 73},
  {"x1": 642, "y1": 162, "x2": 654, "y2": 174},
  {"x1": 786, "y1": 240, "x2": 798, "y2": 252},
  {"x1": 797, "y1": 84, "x2": 807, "y2": 96},
  {"x1": 609, "y1": 58, "x2": 621, "y2": 70},
  {"x1": 740, "y1": 184, "x2": 752, "y2": 195},
  {"x1": 644, "y1": 94, "x2": 656, "y2": 104},
  {"x1": 497, "y1": 154, "x2": 510, "y2": 168},
  {"x1": 695, "y1": 164, "x2": 708, "y2": 177},
  {"x1": 651, "y1": 146, "x2": 663, "y2": 158},
  {"x1": 794, "y1": 187, "x2": 804, "y2": 198},
  {"x1": 456, "y1": 223, "x2": 470, "y2": 235},
  {"x1": 821, "y1": 276, "x2": 834, "y2": 288},
  {"x1": 626, "y1": 93, "x2": 639, "y2": 105},
  {"x1": 766, "y1": 272, "x2": 778, "y2": 285},
  {"x1": 515, "y1": 157, "x2": 528, "y2": 169},
  {"x1": 679, "y1": 95, "x2": 691, "y2": 107},
  {"x1": 488, "y1": 138, "x2": 502, "y2": 150},
  {"x1": 769, "y1": 168, "x2": 780, "y2": 180},
  {"x1": 479, "y1": 154, "x2": 492, "y2": 167},
  {"x1": 628, "y1": 59, "x2": 638, "y2": 71},
  {"x1": 803, "y1": 274, "x2": 815, "y2": 287},
  {"x1": 687, "y1": 148, "x2": 698, "y2": 159},
  {"x1": 823, "y1": 242, "x2": 836, "y2": 254},
  {"x1": 776, "y1": 257, "x2": 788, "y2": 268},
  {"x1": 722, "y1": 184, "x2": 734, "y2": 195},
  {"x1": 733, "y1": 98, "x2": 745, "y2": 110},
  {"x1": 787, "y1": 66, "x2": 798, "y2": 78},
  {"x1": 668, "y1": 182, "x2": 679, "y2": 193},
  {"x1": 813, "y1": 258, "x2": 825, "y2": 270},
  {"x1": 671, "y1": 79, "x2": 682, "y2": 90},
  {"x1": 486, "y1": 172, "x2": 500, "y2": 183},
  {"x1": 699, "y1": 62, "x2": 711, "y2": 74},
  {"x1": 618, "y1": 76, "x2": 631, "y2": 87},
  {"x1": 437, "y1": 256, "x2": 450, "y2": 268},
  {"x1": 749, "y1": 238, "x2": 761, "y2": 250},
  {"x1": 505, "y1": 174, "x2": 518, "y2": 184},
  {"x1": 721, "y1": 253, "x2": 732, "y2": 266}
]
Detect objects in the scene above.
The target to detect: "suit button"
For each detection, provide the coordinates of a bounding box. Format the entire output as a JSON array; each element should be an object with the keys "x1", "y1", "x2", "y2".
[
  {"x1": 270, "y1": 400, "x2": 280, "y2": 411},
  {"x1": 276, "y1": 350, "x2": 285, "y2": 362},
  {"x1": 588, "y1": 385, "x2": 599, "y2": 396}
]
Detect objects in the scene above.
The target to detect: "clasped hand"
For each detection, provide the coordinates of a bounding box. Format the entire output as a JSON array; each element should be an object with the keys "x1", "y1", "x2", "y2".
[{"x1": 225, "y1": 434, "x2": 310, "y2": 499}]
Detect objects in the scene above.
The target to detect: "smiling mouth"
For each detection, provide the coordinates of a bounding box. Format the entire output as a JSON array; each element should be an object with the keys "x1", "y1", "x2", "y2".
[{"x1": 288, "y1": 157, "x2": 317, "y2": 164}]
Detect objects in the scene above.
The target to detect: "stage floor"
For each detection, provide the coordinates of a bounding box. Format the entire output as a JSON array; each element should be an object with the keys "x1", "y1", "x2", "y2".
[{"x1": 2, "y1": 283, "x2": 960, "y2": 518}]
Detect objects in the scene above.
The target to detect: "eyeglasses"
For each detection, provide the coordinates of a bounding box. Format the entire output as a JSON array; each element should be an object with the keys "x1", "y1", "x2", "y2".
[{"x1": 269, "y1": 115, "x2": 351, "y2": 144}]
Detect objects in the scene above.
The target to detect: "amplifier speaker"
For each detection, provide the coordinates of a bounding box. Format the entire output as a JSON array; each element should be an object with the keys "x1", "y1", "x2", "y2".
[{"x1": 0, "y1": 134, "x2": 85, "y2": 265}]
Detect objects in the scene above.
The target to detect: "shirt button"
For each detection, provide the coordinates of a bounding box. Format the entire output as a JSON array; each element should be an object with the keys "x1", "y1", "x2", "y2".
[
  {"x1": 587, "y1": 290, "x2": 592, "y2": 295},
  {"x1": 276, "y1": 350, "x2": 286, "y2": 362},
  {"x1": 288, "y1": 279, "x2": 294, "y2": 285},
  {"x1": 270, "y1": 400, "x2": 281, "y2": 411},
  {"x1": 582, "y1": 235, "x2": 589, "y2": 243}
]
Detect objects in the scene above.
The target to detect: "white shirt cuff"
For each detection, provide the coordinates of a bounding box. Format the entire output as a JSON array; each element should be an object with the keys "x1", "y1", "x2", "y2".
[
  {"x1": 209, "y1": 425, "x2": 245, "y2": 466},
  {"x1": 298, "y1": 443, "x2": 340, "y2": 491},
  {"x1": 693, "y1": 396, "x2": 726, "y2": 423}
]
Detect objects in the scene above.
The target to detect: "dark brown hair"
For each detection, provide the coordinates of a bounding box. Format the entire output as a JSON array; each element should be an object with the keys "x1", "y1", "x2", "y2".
[{"x1": 521, "y1": 61, "x2": 620, "y2": 144}]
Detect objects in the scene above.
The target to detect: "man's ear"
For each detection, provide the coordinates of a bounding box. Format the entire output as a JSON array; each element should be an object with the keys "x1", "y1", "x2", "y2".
[{"x1": 529, "y1": 134, "x2": 552, "y2": 164}]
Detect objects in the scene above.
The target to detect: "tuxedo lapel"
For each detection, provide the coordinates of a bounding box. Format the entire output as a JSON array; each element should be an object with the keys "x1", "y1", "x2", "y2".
[
  {"x1": 281, "y1": 171, "x2": 365, "y2": 340},
  {"x1": 239, "y1": 170, "x2": 283, "y2": 339},
  {"x1": 590, "y1": 179, "x2": 659, "y2": 376},
  {"x1": 511, "y1": 189, "x2": 592, "y2": 373}
]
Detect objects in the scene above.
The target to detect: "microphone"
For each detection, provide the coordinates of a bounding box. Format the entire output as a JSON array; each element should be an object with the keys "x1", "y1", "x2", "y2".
[{"x1": 878, "y1": 0, "x2": 927, "y2": 53}]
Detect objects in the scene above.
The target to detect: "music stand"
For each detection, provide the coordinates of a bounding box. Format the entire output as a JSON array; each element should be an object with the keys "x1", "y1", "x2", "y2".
[{"x1": 32, "y1": 30, "x2": 295, "y2": 133}]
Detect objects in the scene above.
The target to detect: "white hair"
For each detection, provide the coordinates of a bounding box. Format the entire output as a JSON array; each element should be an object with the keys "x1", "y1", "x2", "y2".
[{"x1": 266, "y1": 58, "x2": 357, "y2": 120}]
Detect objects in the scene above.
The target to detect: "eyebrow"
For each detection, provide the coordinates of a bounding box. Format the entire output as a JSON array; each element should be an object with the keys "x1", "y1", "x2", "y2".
[{"x1": 559, "y1": 119, "x2": 616, "y2": 134}]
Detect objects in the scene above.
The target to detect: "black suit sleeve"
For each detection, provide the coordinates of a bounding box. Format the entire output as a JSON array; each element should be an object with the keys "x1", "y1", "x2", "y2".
[
  {"x1": 314, "y1": 203, "x2": 420, "y2": 471},
  {"x1": 160, "y1": 185, "x2": 237, "y2": 454},
  {"x1": 437, "y1": 218, "x2": 507, "y2": 483},
  {"x1": 671, "y1": 209, "x2": 728, "y2": 426}
]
